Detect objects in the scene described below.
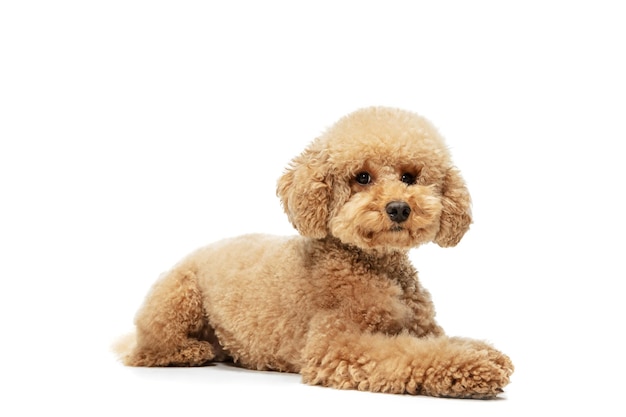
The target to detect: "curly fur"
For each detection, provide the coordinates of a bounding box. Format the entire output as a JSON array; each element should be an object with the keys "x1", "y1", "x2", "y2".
[{"x1": 115, "y1": 107, "x2": 513, "y2": 398}]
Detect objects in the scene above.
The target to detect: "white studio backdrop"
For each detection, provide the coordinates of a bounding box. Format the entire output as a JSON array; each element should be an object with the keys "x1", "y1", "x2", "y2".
[{"x1": 1, "y1": 1, "x2": 624, "y2": 416}]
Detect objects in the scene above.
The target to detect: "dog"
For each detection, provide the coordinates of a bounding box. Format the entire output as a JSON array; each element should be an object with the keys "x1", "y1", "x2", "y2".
[{"x1": 115, "y1": 107, "x2": 513, "y2": 398}]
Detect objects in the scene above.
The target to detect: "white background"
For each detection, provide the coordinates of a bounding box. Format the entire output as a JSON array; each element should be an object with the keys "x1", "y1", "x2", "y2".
[{"x1": 1, "y1": 1, "x2": 624, "y2": 415}]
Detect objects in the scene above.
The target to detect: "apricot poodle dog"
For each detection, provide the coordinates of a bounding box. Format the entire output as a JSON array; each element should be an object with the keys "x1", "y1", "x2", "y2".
[{"x1": 115, "y1": 107, "x2": 513, "y2": 398}]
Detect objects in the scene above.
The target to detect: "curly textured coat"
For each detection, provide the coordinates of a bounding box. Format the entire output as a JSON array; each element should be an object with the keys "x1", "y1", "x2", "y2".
[{"x1": 116, "y1": 107, "x2": 513, "y2": 398}]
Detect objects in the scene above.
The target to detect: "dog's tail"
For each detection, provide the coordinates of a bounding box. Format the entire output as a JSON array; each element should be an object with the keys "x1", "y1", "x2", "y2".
[{"x1": 111, "y1": 332, "x2": 136, "y2": 365}]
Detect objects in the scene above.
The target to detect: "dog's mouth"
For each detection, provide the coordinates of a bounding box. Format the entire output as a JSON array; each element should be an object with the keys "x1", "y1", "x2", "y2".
[{"x1": 364, "y1": 225, "x2": 406, "y2": 240}]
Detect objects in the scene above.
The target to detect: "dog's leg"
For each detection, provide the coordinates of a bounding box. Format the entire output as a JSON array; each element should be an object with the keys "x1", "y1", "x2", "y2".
[
  {"x1": 301, "y1": 315, "x2": 513, "y2": 398},
  {"x1": 123, "y1": 268, "x2": 217, "y2": 366}
]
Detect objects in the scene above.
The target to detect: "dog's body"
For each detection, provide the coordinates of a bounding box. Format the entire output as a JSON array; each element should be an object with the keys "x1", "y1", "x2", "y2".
[{"x1": 117, "y1": 107, "x2": 513, "y2": 398}]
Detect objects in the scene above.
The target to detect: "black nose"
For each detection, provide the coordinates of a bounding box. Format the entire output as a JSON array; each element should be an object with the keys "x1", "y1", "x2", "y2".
[{"x1": 385, "y1": 201, "x2": 411, "y2": 223}]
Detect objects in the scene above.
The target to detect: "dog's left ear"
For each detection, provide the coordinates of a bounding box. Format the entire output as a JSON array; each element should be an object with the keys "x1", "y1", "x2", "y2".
[
  {"x1": 277, "y1": 145, "x2": 331, "y2": 239},
  {"x1": 435, "y1": 167, "x2": 472, "y2": 247}
]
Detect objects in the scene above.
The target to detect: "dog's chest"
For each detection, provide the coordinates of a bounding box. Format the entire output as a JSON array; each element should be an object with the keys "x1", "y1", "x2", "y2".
[{"x1": 317, "y1": 269, "x2": 418, "y2": 335}]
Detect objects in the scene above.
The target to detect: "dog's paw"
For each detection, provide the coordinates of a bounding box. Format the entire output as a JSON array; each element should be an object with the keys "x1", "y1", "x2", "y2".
[
  {"x1": 126, "y1": 340, "x2": 216, "y2": 367},
  {"x1": 422, "y1": 339, "x2": 514, "y2": 399}
]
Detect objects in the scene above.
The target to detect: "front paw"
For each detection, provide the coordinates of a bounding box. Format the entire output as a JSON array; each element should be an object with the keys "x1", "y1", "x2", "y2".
[{"x1": 422, "y1": 339, "x2": 514, "y2": 399}]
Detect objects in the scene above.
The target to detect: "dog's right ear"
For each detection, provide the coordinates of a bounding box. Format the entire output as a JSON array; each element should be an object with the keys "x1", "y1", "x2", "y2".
[{"x1": 277, "y1": 144, "x2": 331, "y2": 239}]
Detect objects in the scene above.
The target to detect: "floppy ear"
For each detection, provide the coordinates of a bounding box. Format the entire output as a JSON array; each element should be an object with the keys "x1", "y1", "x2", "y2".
[
  {"x1": 276, "y1": 146, "x2": 331, "y2": 238},
  {"x1": 435, "y1": 167, "x2": 472, "y2": 247}
]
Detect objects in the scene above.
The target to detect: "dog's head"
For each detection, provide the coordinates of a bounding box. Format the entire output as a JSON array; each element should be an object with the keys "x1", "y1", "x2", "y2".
[{"x1": 277, "y1": 107, "x2": 472, "y2": 250}]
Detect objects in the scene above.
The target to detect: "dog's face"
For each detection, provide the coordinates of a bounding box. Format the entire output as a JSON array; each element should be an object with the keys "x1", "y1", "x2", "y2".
[{"x1": 277, "y1": 107, "x2": 472, "y2": 251}]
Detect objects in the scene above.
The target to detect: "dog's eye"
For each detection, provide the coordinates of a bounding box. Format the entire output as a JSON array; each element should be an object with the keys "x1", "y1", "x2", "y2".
[
  {"x1": 355, "y1": 172, "x2": 371, "y2": 185},
  {"x1": 401, "y1": 173, "x2": 417, "y2": 185}
]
